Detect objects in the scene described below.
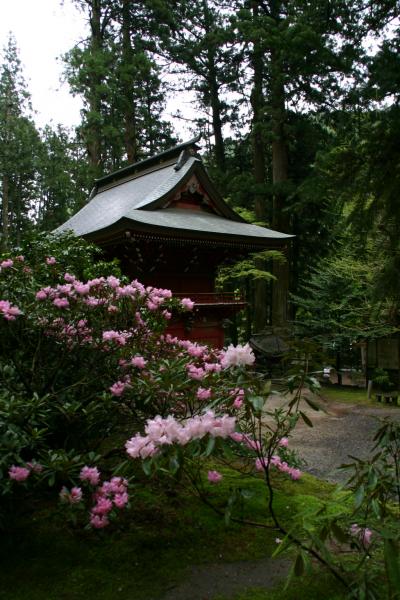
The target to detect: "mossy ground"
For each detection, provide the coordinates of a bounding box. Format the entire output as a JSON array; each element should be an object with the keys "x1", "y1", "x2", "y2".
[
  {"x1": 320, "y1": 385, "x2": 398, "y2": 407},
  {"x1": 0, "y1": 469, "x2": 347, "y2": 600}
]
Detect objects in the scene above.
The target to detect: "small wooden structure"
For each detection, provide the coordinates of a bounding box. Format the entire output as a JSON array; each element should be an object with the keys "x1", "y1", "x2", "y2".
[
  {"x1": 57, "y1": 137, "x2": 292, "y2": 346},
  {"x1": 367, "y1": 335, "x2": 400, "y2": 390}
]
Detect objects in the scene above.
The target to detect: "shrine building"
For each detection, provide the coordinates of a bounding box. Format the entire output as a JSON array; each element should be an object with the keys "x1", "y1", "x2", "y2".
[{"x1": 57, "y1": 137, "x2": 292, "y2": 347}]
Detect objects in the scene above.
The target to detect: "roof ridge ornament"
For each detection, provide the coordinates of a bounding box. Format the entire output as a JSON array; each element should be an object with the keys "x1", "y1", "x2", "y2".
[{"x1": 174, "y1": 149, "x2": 191, "y2": 171}]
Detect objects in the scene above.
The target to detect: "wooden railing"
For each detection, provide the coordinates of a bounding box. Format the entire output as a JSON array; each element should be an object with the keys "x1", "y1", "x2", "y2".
[{"x1": 174, "y1": 292, "x2": 245, "y2": 305}]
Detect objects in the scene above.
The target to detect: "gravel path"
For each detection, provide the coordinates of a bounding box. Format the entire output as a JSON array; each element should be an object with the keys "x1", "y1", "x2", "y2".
[
  {"x1": 287, "y1": 395, "x2": 400, "y2": 483},
  {"x1": 161, "y1": 557, "x2": 289, "y2": 600}
]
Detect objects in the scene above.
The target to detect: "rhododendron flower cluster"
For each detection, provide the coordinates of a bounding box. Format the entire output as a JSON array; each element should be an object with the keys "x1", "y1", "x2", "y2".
[
  {"x1": 60, "y1": 470, "x2": 129, "y2": 528},
  {"x1": 9, "y1": 461, "x2": 43, "y2": 482},
  {"x1": 60, "y1": 486, "x2": 83, "y2": 504},
  {"x1": 126, "y1": 411, "x2": 236, "y2": 459},
  {"x1": 0, "y1": 258, "x2": 14, "y2": 269},
  {"x1": 181, "y1": 297, "x2": 194, "y2": 311},
  {"x1": 79, "y1": 465, "x2": 101, "y2": 486},
  {"x1": 0, "y1": 300, "x2": 22, "y2": 321},
  {"x1": 197, "y1": 387, "x2": 212, "y2": 400},
  {"x1": 9, "y1": 466, "x2": 31, "y2": 482},
  {"x1": 220, "y1": 343, "x2": 255, "y2": 368},
  {"x1": 90, "y1": 476, "x2": 129, "y2": 528},
  {"x1": 255, "y1": 455, "x2": 302, "y2": 480}
]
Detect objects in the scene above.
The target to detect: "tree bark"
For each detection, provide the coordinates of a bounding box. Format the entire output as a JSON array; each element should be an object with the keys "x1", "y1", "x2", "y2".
[
  {"x1": 269, "y1": 4, "x2": 290, "y2": 329},
  {"x1": 208, "y1": 65, "x2": 226, "y2": 172},
  {"x1": 121, "y1": 0, "x2": 138, "y2": 163},
  {"x1": 1, "y1": 174, "x2": 9, "y2": 251},
  {"x1": 203, "y1": 0, "x2": 226, "y2": 172},
  {"x1": 86, "y1": 0, "x2": 104, "y2": 176},
  {"x1": 251, "y1": 2, "x2": 268, "y2": 332}
]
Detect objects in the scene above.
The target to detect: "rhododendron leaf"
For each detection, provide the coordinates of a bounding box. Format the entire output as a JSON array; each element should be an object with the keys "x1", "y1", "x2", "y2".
[
  {"x1": 303, "y1": 396, "x2": 321, "y2": 412},
  {"x1": 384, "y1": 538, "x2": 400, "y2": 597},
  {"x1": 371, "y1": 498, "x2": 381, "y2": 518},
  {"x1": 354, "y1": 484, "x2": 365, "y2": 508},
  {"x1": 294, "y1": 552, "x2": 305, "y2": 576},
  {"x1": 205, "y1": 436, "x2": 215, "y2": 457},
  {"x1": 169, "y1": 455, "x2": 180, "y2": 474},
  {"x1": 331, "y1": 522, "x2": 348, "y2": 544},
  {"x1": 142, "y1": 459, "x2": 152, "y2": 476},
  {"x1": 222, "y1": 442, "x2": 234, "y2": 460},
  {"x1": 248, "y1": 395, "x2": 264, "y2": 414},
  {"x1": 300, "y1": 411, "x2": 313, "y2": 427},
  {"x1": 263, "y1": 381, "x2": 271, "y2": 395}
]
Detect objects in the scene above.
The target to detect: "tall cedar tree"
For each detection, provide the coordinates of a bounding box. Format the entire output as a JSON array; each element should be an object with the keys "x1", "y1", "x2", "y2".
[
  {"x1": 157, "y1": 0, "x2": 239, "y2": 172},
  {"x1": 0, "y1": 35, "x2": 40, "y2": 249},
  {"x1": 64, "y1": 0, "x2": 175, "y2": 177},
  {"x1": 232, "y1": 0, "x2": 367, "y2": 330}
]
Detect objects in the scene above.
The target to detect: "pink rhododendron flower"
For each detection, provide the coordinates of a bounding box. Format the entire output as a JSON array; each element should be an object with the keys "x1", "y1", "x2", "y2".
[
  {"x1": 113, "y1": 492, "x2": 129, "y2": 508},
  {"x1": 181, "y1": 297, "x2": 194, "y2": 311},
  {"x1": 207, "y1": 470, "x2": 223, "y2": 483},
  {"x1": 220, "y1": 343, "x2": 255, "y2": 368},
  {"x1": 46, "y1": 257, "x2": 56, "y2": 265},
  {"x1": 204, "y1": 362, "x2": 222, "y2": 373},
  {"x1": 106, "y1": 275, "x2": 120, "y2": 289},
  {"x1": 110, "y1": 381, "x2": 128, "y2": 396},
  {"x1": 197, "y1": 387, "x2": 212, "y2": 400},
  {"x1": 79, "y1": 466, "x2": 101, "y2": 486},
  {"x1": 254, "y1": 455, "x2": 302, "y2": 481},
  {"x1": 74, "y1": 283, "x2": 90, "y2": 295},
  {"x1": 36, "y1": 290, "x2": 47, "y2": 300},
  {"x1": 233, "y1": 397, "x2": 243, "y2": 409},
  {"x1": 230, "y1": 432, "x2": 244, "y2": 443},
  {"x1": 15, "y1": 255, "x2": 24, "y2": 262},
  {"x1": 0, "y1": 259, "x2": 13, "y2": 269},
  {"x1": 0, "y1": 300, "x2": 22, "y2": 321},
  {"x1": 90, "y1": 514, "x2": 110, "y2": 529},
  {"x1": 350, "y1": 524, "x2": 373, "y2": 547},
  {"x1": 102, "y1": 330, "x2": 131, "y2": 346},
  {"x1": 187, "y1": 365, "x2": 205, "y2": 380},
  {"x1": 53, "y1": 297, "x2": 69, "y2": 309},
  {"x1": 126, "y1": 411, "x2": 236, "y2": 459},
  {"x1": 131, "y1": 356, "x2": 147, "y2": 368},
  {"x1": 9, "y1": 466, "x2": 30, "y2": 481},
  {"x1": 92, "y1": 497, "x2": 113, "y2": 515},
  {"x1": 279, "y1": 437, "x2": 289, "y2": 447},
  {"x1": 60, "y1": 486, "x2": 83, "y2": 504}
]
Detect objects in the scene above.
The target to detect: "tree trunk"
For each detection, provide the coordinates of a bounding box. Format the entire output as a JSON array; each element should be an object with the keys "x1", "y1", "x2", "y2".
[
  {"x1": 121, "y1": 0, "x2": 138, "y2": 163},
  {"x1": 250, "y1": 2, "x2": 268, "y2": 332},
  {"x1": 1, "y1": 174, "x2": 9, "y2": 251},
  {"x1": 208, "y1": 69, "x2": 226, "y2": 172},
  {"x1": 86, "y1": 0, "x2": 103, "y2": 176},
  {"x1": 270, "y1": 17, "x2": 290, "y2": 328},
  {"x1": 202, "y1": 0, "x2": 225, "y2": 172}
]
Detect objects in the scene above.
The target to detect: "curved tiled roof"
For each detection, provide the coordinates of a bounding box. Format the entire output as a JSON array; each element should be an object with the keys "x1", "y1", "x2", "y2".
[
  {"x1": 56, "y1": 139, "x2": 293, "y2": 246},
  {"x1": 122, "y1": 208, "x2": 291, "y2": 240}
]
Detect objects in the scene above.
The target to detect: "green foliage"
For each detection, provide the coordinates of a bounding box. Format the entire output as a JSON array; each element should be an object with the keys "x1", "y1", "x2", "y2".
[{"x1": 217, "y1": 250, "x2": 284, "y2": 285}]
